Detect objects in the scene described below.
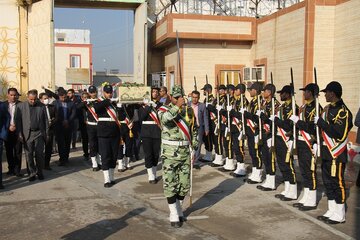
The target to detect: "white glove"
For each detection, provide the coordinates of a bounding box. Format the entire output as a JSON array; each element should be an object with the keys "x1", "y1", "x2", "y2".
[
  {"x1": 111, "y1": 97, "x2": 119, "y2": 103},
  {"x1": 267, "y1": 138, "x2": 272, "y2": 148},
  {"x1": 86, "y1": 99, "x2": 92, "y2": 104},
  {"x1": 239, "y1": 108, "x2": 246, "y2": 114},
  {"x1": 314, "y1": 116, "x2": 319, "y2": 124},
  {"x1": 149, "y1": 101, "x2": 157, "y2": 108},
  {"x1": 312, "y1": 143, "x2": 318, "y2": 156},
  {"x1": 216, "y1": 105, "x2": 222, "y2": 111},
  {"x1": 287, "y1": 140, "x2": 294, "y2": 150},
  {"x1": 116, "y1": 103, "x2": 122, "y2": 108},
  {"x1": 206, "y1": 102, "x2": 211, "y2": 107},
  {"x1": 290, "y1": 115, "x2": 299, "y2": 124},
  {"x1": 269, "y1": 115, "x2": 275, "y2": 122},
  {"x1": 143, "y1": 98, "x2": 149, "y2": 105},
  {"x1": 256, "y1": 110, "x2": 263, "y2": 117},
  {"x1": 226, "y1": 105, "x2": 232, "y2": 111}
]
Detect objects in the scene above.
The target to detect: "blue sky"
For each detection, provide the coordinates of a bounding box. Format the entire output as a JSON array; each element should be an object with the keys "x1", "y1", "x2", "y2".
[{"x1": 54, "y1": 8, "x2": 134, "y2": 73}]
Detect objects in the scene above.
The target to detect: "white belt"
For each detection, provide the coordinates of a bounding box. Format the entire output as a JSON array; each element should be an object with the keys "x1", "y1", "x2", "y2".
[
  {"x1": 87, "y1": 121, "x2": 98, "y2": 126},
  {"x1": 142, "y1": 121, "x2": 156, "y2": 125},
  {"x1": 120, "y1": 121, "x2": 126, "y2": 123},
  {"x1": 98, "y1": 118, "x2": 115, "y2": 122},
  {"x1": 297, "y1": 135, "x2": 305, "y2": 141},
  {"x1": 162, "y1": 139, "x2": 189, "y2": 146}
]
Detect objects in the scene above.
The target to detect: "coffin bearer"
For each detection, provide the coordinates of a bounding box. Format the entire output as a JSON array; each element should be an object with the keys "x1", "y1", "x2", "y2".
[
  {"x1": 94, "y1": 85, "x2": 121, "y2": 188},
  {"x1": 315, "y1": 81, "x2": 353, "y2": 224},
  {"x1": 158, "y1": 85, "x2": 198, "y2": 228},
  {"x1": 77, "y1": 86, "x2": 101, "y2": 171},
  {"x1": 138, "y1": 86, "x2": 162, "y2": 183}
]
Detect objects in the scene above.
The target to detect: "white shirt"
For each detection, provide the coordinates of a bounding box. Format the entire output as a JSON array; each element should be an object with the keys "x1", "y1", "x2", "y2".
[{"x1": 8, "y1": 102, "x2": 16, "y2": 125}]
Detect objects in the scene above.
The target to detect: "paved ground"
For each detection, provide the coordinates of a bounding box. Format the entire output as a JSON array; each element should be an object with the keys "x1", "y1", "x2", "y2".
[{"x1": 1, "y1": 148, "x2": 359, "y2": 240}]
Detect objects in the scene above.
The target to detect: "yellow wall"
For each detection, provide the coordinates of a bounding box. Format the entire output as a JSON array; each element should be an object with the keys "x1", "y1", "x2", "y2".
[
  {"x1": 55, "y1": 46, "x2": 91, "y2": 89},
  {"x1": 0, "y1": 0, "x2": 20, "y2": 100},
  {"x1": 254, "y1": 7, "x2": 305, "y2": 104},
  {"x1": 182, "y1": 42, "x2": 252, "y2": 97},
  {"x1": 333, "y1": 0, "x2": 360, "y2": 123}
]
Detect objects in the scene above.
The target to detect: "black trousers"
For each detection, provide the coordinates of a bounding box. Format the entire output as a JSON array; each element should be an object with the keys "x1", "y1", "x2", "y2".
[
  {"x1": 214, "y1": 132, "x2": 223, "y2": 155},
  {"x1": 232, "y1": 132, "x2": 245, "y2": 163},
  {"x1": 275, "y1": 136, "x2": 296, "y2": 184},
  {"x1": 224, "y1": 134, "x2": 233, "y2": 159},
  {"x1": 298, "y1": 140, "x2": 317, "y2": 190},
  {"x1": 262, "y1": 139, "x2": 276, "y2": 175},
  {"x1": 87, "y1": 125, "x2": 98, "y2": 157},
  {"x1": 204, "y1": 121, "x2": 215, "y2": 152},
  {"x1": 0, "y1": 139, "x2": 3, "y2": 184},
  {"x1": 56, "y1": 127, "x2": 72, "y2": 163},
  {"x1": 45, "y1": 129, "x2": 54, "y2": 167},
  {"x1": 79, "y1": 123, "x2": 89, "y2": 157},
  {"x1": 321, "y1": 149, "x2": 346, "y2": 204},
  {"x1": 142, "y1": 137, "x2": 160, "y2": 168},
  {"x1": 118, "y1": 133, "x2": 134, "y2": 159},
  {"x1": 247, "y1": 131, "x2": 262, "y2": 169},
  {"x1": 99, "y1": 136, "x2": 119, "y2": 170},
  {"x1": 4, "y1": 131, "x2": 22, "y2": 174},
  {"x1": 24, "y1": 132, "x2": 45, "y2": 177}
]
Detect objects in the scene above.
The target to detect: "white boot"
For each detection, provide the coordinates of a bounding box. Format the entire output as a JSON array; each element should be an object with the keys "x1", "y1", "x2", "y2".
[
  {"x1": 248, "y1": 167, "x2": 256, "y2": 180},
  {"x1": 202, "y1": 151, "x2": 213, "y2": 162},
  {"x1": 117, "y1": 159, "x2": 125, "y2": 171},
  {"x1": 276, "y1": 181, "x2": 290, "y2": 198},
  {"x1": 233, "y1": 163, "x2": 246, "y2": 176},
  {"x1": 212, "y1": 154, "x2": 224, "y2": 166},
  {"x1": 302, "y1": 190, "x2": 317, "y2": 207},
  {"x1": 109, "y1": 168, "x2": 115, "y2": 183},
  {"x1": 251, "y1": 168, "x2": 262, "y2": 183},
  {"x1": 91, "y1": 157, "x2": 98, "y2": 168},
  {"x1": 298, "y1": 188, "x2": 309, "y2": 205},
  {"x1": 328, "y1": 203, "x2": 346, "y2": 223},
  {"x1": 260, "y1": 174, "x2": 270, "y2": 188},
  {"x1": 223, "y1": 158, "x2": 236, "y2": 171},
  {"x1": 147, "y1": 168, "x2": 155, "y2": 181},
  {"x1": 168, "y1": 203, "x2": 179, "y2": 223},
  {"x1": 320, "y1": 200, "x2": 336, "y2": 219},
  {"x1": 103, "y1": 170, "x2": 110, "y2": 186},
  {"x1": 152, "y1": 166, "x2": 157, "y2": 180},
  {"x1": 283, "y1": 184, "x2": 297, "y2": 200},
  {"x1": 175, "y1": 199, "x2": 184, "y2": 220},
  {"x1": 261, "y1": 175, "x2": 276, "y2": 190},
  {"x1": 124, "y1": 157, "x2": 132, "y2": 169}
]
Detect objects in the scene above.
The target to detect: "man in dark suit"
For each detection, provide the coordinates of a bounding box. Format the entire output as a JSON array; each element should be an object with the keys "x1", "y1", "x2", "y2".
[
  {"x1": 16, "y1": 90, "x2": 48, "y2": 181},
  {"x1": 159, "y1": 86, "x2": 171, "y2": 105},
  {"x1": 190, "y1": 90, "x2": 209, "y2": 169},
  {"x1": 4, "y1": 87, "x2": 23, "y2": 176},
  {"x1": 55, "y1": 89, "x2": 76, "y2": 166},
  {"x1": 0, "y1": 101, "x2": 10, "y2": 189},
  {"x1": 355, "y1": 107, "x2": 360, "y2": 187},
  {"x1": 39, "y1": 92, "x2": 57, "y2": 170}
]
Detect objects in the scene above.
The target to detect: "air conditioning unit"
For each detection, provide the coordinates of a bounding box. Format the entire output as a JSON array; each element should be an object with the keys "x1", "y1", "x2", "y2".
[{"x1": 243, "y1": 66, "x2": 265, "y2": 82}]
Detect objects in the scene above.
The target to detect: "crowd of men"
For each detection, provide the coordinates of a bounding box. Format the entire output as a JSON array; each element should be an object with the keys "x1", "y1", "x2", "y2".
[{"x1": 0, "y1": 79, "x2": 359, "y2": 228}]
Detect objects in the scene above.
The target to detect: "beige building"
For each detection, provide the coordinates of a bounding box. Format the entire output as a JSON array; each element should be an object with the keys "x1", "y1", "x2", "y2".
[
  {"x1": 54, "y1": 29, "x2": 92, "y2": 91},
  {"x1": 150, "y1": 0, "x2": 360, "y2": 143}
]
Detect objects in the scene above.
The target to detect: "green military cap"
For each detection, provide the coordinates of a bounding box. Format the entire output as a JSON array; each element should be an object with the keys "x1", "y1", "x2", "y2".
[{"x1": 170, "y1": 85, "x2": 184, "y2": 98}]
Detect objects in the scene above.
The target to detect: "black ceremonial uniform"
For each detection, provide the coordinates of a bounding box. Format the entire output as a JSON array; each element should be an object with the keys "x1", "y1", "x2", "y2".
[{"x1": 203, "y1": 93, "x2": 215, "y2": 153}]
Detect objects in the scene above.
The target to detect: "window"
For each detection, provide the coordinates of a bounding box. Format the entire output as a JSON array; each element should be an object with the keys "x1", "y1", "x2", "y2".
[
  {"x1": 70, "y1": 55, "x2": 81, "y2": 68},
  {"x1": 219, "y1": 70, "x2": 242, "y2": 85},
  {"x1": 56, "y1": 33, "x2": 66, "y2": 42}
]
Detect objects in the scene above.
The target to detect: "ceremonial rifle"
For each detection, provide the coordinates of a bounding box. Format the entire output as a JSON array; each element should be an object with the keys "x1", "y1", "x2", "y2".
[
  {"x1": 290, "y1": 68, "x2": 297, "y2": 152},
  {"x1": 255, "y1": 70, "x2": 262, "y2": 144},
  {"x1": 205, "y1": 74, "x2": 209, "y2": 103},
  {"x1": 225, "y1": 73, "x2": 231, "y2": 140},
  {"x1": 194, "y1": 76, "x2": 197, "y2": 91},
  {"x1": 215, "y1": 75, "x2": 221, "y2": 135},
  {"x1": 176, "y1": 31, "x2": 194, "y2": 207},
  {"x1": 270, "y1": 72, "x2": 275, "y2": 151},
  {"x1": 313, "y1": 67, "x2": 321, "y2": 170},
  {"x1": 239, "y1": 72, "x2": 246, "y2": 141}
]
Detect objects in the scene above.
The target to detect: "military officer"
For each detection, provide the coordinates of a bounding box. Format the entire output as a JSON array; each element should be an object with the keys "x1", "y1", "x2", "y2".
[
  {"x1": 315, "y1": 81, "x2": 353, "y2": 224},
  {"x1": 94, "y1": 85, "x2": 121, "y2": 188},
  {"x1": 158, "y1": 85, "x2": 198, "y2": 228},
  {"x1": 200, "y1": 83, "x2": 214, "y2": 162},
  {"x1": 138, "y1": 87, "x2": 162, "y2": 183}
]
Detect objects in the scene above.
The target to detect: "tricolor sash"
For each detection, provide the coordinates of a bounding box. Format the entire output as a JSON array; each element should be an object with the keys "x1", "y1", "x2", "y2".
[
  {"x1": 149, "y1": 107, "x2": 162, "y2": 129},
  {"x1": 298, "y1": 104, "x2": 313, "y2": 151},
  {"x1": 276, "y1": 109, "x2": 290, "y2": 143},
  {"x1": 85, "y1": 102, "x2": 99, "y2": 122},
  {"x1": 99, "y1": 97, "x2": 121, "y2": 127}
]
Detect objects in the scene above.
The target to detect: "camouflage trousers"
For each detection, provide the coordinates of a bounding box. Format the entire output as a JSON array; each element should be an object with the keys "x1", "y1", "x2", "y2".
[{"x1": 161, "y1": 144, "x2": 191, "y2": 198}]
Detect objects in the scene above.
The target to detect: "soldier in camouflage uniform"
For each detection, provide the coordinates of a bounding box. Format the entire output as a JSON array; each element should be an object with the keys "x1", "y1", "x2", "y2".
[{"x1": 158, "y1": 85, "x2": 198, "y2": 228}]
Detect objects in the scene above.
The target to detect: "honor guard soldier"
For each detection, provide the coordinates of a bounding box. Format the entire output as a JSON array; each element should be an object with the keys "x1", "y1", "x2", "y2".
[
  {"x1": 158, "y1": 85, "x2": 198, "y2": 228},
  {"x1": 272, "y1": 85, "x2": 299, "y2": 201},
  {"x1": 117, "y1": 104, "x2": 138, "y2": 172},
  {"x1": 208, "y1": 84, "x2": 227, "y2": 167},
  {"x1": 315, "y1": 81, "x2": 353, "y2": 224},
  {"x1": 257, "y1": 84, "x2": 280, "y2": 190},
  {"x1": 220, "y1": 84, "x2": 236, "y2": 171},
  {"x1": 138, "y1": 87, "x2": 162, "y2": 183},
  {"x1": 229, "y1": 83, "x2": 249, "y2": 177},
  {"x1": 240, "y1": 82, "x2": 263, "y2": 184},
  {"x1": 200, "y1": 83, "x2": 214, "y2": 162},
  {"x1": 94, "y1": 84, "x2": 121, "y2": 188},
  {"x1": 290, "y1": 83, "x2": 322, "y2": 211},
  {"x1": 77, "y1": 86, "x2": 102, "y2": 171}
]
